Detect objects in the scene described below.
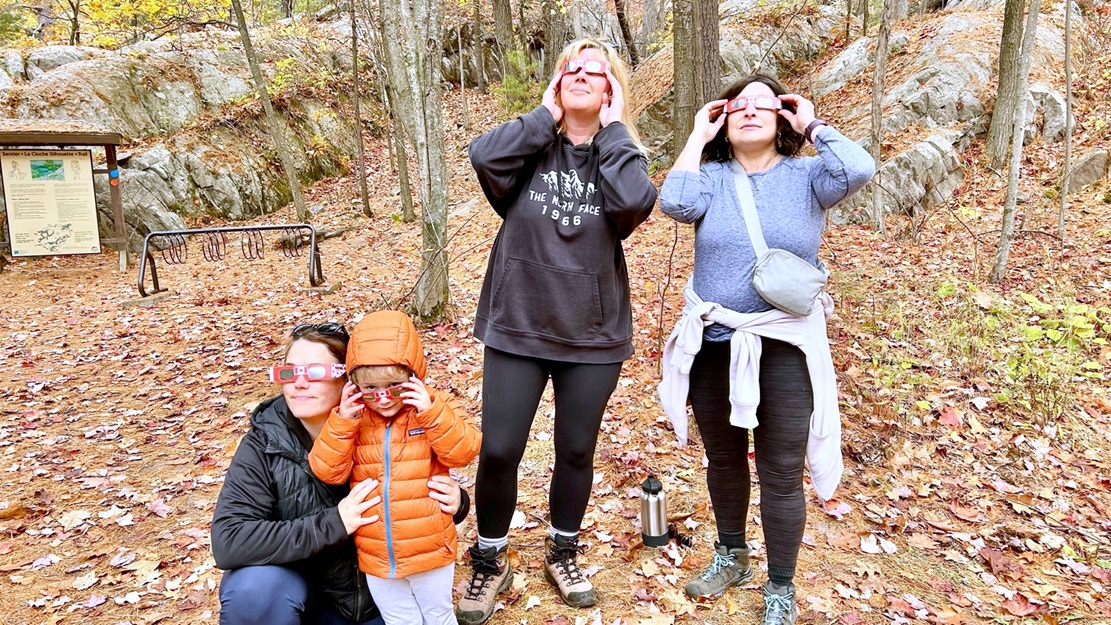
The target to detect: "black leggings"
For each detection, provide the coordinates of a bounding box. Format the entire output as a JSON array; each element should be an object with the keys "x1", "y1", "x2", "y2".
[
  {"x1": 475, "y1": 346, "x2": 622, "y2": 538},
  {"x1": 689, "y1": 338, "x2": 812, "y2": 583}
]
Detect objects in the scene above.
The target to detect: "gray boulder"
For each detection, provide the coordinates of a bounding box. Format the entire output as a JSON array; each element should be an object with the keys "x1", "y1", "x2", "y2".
[
  {"x1": 1026, "y1": 83, "x2": 1071, "y2": 143},
  {"x1": 2, "y1": 50, "x2": 22, "y2": 82},
  {"x1": 1067, "y1": 149, "x2": 1109, "y2": 193},
  {"x1": 834, "y1": 131, "x2": 964, "y2": 224},
  {"x1": 25, "y1": 46, "x2": 107, "y2": 81}
]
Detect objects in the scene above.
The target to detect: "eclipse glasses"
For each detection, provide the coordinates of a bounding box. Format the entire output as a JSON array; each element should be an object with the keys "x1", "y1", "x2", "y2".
[
  {"x1": 563, "y1": 59, "x2": 608, "y2": 76},
  {"x1": 360, "y1": 384, "x2": 407, "y2": 404},
  {"x1": 724, "y1": 95, "x2": 784, "y2": 114},
  {"x1": 269, "y1": 363, "x2": 346, "y2": 384}
]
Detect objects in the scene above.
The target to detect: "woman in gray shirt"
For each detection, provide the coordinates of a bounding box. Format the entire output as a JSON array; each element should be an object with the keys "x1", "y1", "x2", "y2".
[{"x1": 659, "y1": 74, "x2": 874, "y2": 625}]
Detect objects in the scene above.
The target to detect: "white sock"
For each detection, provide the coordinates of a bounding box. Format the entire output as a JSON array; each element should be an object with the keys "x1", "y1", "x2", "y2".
[
  {"x1": 549, "y1": 526, "x2": 579, "y2": 540},
  {"x1": 477, "y1": 534, "x2": 507, "y2": 551}
]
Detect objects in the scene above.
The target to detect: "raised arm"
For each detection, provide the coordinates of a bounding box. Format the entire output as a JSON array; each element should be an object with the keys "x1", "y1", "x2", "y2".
[
  {"x1": 659, "y1": 100, "x2": 728, "y2": 224},
  {"x1": 308, "y1": 384, "x2": 364, "y2": 485},
  {"x1": 414, "y1": 390, "x2": 482, "y2": 468},
  {"x1": 469, "y1": 106, "x2": 560, "y2": 217},
  {"x1": 807, "y1": 126, "x2": 876, "y2": 209},
  {"x1": 592, "y1": 122, "x2": 657, "y2": 239}
]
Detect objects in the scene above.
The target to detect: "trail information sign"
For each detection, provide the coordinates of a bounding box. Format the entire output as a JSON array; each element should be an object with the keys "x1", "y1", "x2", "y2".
[{"x1": 2, "y1": 149, "x2": 99, "y2": 257}]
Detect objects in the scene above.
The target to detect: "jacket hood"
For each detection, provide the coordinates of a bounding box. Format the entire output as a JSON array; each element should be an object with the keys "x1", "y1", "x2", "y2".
[{"x1": 346, "y1": 310, "x2": 427, "y2": 379}]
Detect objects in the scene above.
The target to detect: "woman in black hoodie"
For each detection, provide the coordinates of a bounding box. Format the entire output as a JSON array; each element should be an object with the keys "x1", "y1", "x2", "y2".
[
  {"x1": 458, "y1": 38, "x2": 657, "y2": 625},
  {"x1": 211, "y1": 323, "x2": 469, "y2": 625}
]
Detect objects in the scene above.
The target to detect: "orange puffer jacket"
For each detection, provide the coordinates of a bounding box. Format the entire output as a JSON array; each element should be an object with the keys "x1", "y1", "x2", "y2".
[{"x1": 308, "y1": 311, "x2": 481, "y2": 579}]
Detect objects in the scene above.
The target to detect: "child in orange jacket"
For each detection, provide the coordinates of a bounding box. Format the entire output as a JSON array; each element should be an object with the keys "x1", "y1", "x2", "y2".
[{"x1": 308, "y1": 310, "x2": 482, "y2": 625}]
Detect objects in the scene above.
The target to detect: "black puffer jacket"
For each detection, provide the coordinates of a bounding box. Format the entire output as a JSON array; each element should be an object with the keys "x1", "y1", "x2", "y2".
[{"x1": 211, "y1": 395, "x2": 374, "y2": 621}]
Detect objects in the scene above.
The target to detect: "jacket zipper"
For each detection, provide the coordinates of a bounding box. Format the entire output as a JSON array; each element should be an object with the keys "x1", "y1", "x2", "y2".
[{"x1": 384, "y1": 423, "x2": 396, "y2": 578}]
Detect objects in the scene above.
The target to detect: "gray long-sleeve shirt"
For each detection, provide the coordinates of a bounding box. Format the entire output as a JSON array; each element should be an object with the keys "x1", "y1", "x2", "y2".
[{"x1": 659, "y1": 127, "x2": 875, "y2": 341}]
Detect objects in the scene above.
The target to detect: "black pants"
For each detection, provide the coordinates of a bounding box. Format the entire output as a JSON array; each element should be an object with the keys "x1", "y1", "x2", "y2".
[
  {"x1": 475, "y1": 346, "x2": 622, "y2": 538},
  {"x1": 689, "y1": 338, "x2": 812, "y2": 583}
]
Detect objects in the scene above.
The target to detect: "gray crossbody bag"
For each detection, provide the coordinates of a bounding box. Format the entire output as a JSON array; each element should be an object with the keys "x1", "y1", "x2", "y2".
[{"x1": 732, "y1": 161, "x2": 829, "y2": 317}]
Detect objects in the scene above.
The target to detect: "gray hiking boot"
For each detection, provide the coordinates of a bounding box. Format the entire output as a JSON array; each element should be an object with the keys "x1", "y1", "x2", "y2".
[
  {"x1": 683, "y1": 542, "x2": 753, "y2": 602},
  {"x1": 761, "y1": 582, "x2": 799, "y2": 625},
  {"x1": 543, "y1": 534, "x2": 596, "y2": 607},
  {"x1": 456, "y1": 544, "x2": 512, "y2": 625}
]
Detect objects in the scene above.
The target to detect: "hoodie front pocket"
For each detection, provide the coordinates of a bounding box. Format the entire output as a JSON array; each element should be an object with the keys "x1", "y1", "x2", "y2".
[{"x1": 491, "y1": 258, "x2": 602, "y2": 342}]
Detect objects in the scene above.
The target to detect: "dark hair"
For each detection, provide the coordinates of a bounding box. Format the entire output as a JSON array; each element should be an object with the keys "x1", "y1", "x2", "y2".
[
  {"x1": 283, "y1": 324, "x2": 349, "y2": 364},
  {"x1": 701, "y1": 74, "x2": 805, "y2": 163}
]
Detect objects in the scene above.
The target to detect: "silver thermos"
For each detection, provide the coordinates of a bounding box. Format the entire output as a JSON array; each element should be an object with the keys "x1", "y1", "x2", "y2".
[{"x1": 640, "y1": 475, "x2": 668, "y2": 547}]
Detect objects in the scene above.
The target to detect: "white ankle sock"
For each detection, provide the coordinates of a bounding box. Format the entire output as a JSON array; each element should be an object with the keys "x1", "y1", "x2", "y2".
[{"x1": 477, "y1": 534, "x2": 507, "y2": 550}]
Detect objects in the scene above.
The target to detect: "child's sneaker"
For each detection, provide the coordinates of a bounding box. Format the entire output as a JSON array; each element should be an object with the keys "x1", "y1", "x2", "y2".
[
  {"x1": 683, "y1": 542, "x2": 753, "y2": 601},
  {"x1": 761, "y1": 582, "x2": 799, "y2": 625},
  {"x1": 543, "y1": 534, "x2": 596, "y2": 607},
  {"x1": 456, "y1": 544, "x2": 512, "y2": 625}
]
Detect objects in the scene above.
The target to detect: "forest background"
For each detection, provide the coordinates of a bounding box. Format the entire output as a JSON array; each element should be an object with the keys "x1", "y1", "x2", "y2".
[{"x1": 0, "y1": 0, "x2": 1109, "y2": 623}]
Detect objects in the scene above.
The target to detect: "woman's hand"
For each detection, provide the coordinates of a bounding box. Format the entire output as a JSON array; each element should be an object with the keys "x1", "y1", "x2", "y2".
[
  {"x1": 542, "y1": 71, "x2": 564, "y2": 123},
  {"x1": 599, "y1": 69, "x2": 625, "y2": 127},
  {"x1": 692, "y1": 99, "x2": 728, "y2": 144},
  {"x1": 427, "y1": 475, "x2": 462, "y2": 514},
  {"x1": 777, "y1": 93, "x2": 817, "y2": 135},
  {"x1": 337, "y1": 382, "x2": 364, "y2": 420},
  {"x1": 338, "y1": 478, "x2": 380, "y2": 535},
  {"x1": 670, "y1": 99, "x2": 727, "y2": 173},
  {"x1": 401, "y1": 376, "x2": 432, "y2": 413}
]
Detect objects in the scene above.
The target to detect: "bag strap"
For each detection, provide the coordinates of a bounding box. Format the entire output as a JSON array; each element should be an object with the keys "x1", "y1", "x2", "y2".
[{"x1": 730, "y1": 160, "x2": 769, "y2": 257}]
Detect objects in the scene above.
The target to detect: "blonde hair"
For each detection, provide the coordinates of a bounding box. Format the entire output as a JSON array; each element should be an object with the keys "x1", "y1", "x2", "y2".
[
  {"x1": 552, "y1": 39, "x2": 647, "y2": 153},
  {"x1": 350, "y1": 364, "x2": 411, "y2": 388}
]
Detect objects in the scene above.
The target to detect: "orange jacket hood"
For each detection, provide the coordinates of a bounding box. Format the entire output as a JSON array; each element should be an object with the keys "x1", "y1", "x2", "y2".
[{"x1": 346, "y1": 310, "x2": 427, "y2": 379}]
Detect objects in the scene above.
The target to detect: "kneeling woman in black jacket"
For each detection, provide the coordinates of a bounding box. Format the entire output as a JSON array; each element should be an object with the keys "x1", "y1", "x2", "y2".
[{"x1": 211, "y1": 323, "x2": 470, "y2": 625}]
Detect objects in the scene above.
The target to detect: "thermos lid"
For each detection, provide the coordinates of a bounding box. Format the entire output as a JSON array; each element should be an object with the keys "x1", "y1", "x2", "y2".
[{"x1": 642, "y1": 475, "x2": 663, "y2": 494}]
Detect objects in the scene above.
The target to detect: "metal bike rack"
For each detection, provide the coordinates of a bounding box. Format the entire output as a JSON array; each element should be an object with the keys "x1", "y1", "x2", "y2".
[{"x1": 137, "y1": 224, "x2": 324, "y2": 297}]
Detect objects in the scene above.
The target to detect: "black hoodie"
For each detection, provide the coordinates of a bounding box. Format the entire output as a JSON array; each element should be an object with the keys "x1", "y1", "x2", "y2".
[{"x1": 469, "y1": 106, "x2": 657, "y2": 363}]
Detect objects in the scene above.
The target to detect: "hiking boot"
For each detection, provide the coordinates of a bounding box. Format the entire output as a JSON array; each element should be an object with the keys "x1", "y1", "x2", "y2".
[
  {"x1": 456, "y1": 544, "x2": 512, "y2": 625},
  {"x1": 683, "y1": 542, "x2": 753, "y2": 602},
  {"x1": 761, "y1": 582, "x2": 799, "y2": 625},
  {"x1": 543, "y1": 534, "x2": 596, "y2": 607}
]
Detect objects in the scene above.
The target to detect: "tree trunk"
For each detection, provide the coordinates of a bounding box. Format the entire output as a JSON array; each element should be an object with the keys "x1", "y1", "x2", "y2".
[
  {"x1": 614, "y1": 0, "x2": 640, "y2": 67},
  {"x1": 673, "y1": 0, "x2": 696, "y2": 161},
  {"x1": 542, "y1": 0, "x2": 570, "y2": 77},
  {"x1": 472, "y1": 0, "x2": 487, "y2": 92},
  {"x1": 229, "y1": 0, "x2": 309, "y2": 222},
  {"x1": 67, "y1": 0, "x2": 80, "y2": 45},
  {"x1": 1059, "y1": 0, "x2": 1072, "y2": 242},
  {"x1": 375, "y1": 13, "x2": 416, "y2": 223},
  {"x1": 380, "y1": 0, "x2": 450, "y2": 320},
  {"x1": 694, "y1": 0, "x2": 721, "y2": 102},
  {"x1": 990, "y1": 0, "x2": 1040, "y2": 283},
  {"x1": 985, "y1": 0, "x2": 1028, "y2": 169},
  {"x1": 350, "y1": 0, "x2": 370, "y2": 217},
  {"x1": 394, "y1": 118, "x2": 416, "y2": 222},
  {"x1": 870, "y1": 0, "x2": 896, "y2": 234},
  {"x1": 892, "y1": 0, "x2": 908, "y2": 21},
  {"x1": 641, "y1": 0, "x2": 659, "y2": 53},
  {"x1": 281, "y1": 0, "x2": 294, "y2": 18},
  {"x1": 493, "y1": 0, "x2": 515, "y2": 59}
]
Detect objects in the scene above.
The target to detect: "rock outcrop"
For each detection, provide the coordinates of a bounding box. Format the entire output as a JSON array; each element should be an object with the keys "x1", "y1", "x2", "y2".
[
  {"x1": 630, "y1": 2, "x2": 1089, "y2": 224},
  {"x1": 1, "y1": 24, "x2": 375, "y2": 251}
]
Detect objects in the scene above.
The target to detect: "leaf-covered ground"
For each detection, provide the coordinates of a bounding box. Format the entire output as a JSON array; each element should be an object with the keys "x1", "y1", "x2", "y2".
[{"x1": 3, "y1": 30, "x2": 1111, "y2": 625}]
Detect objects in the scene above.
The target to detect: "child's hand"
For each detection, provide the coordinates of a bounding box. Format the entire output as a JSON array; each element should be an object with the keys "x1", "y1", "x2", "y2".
[
  {"x1": 427, "y1": 475, "x2": 462, "y2": 514},
  {"x1": 337, "y1": 382, "x2": 365, "y2": 420},
  {"x1": 400, "y1": 376, "x2": 432, "y2": 413}
]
